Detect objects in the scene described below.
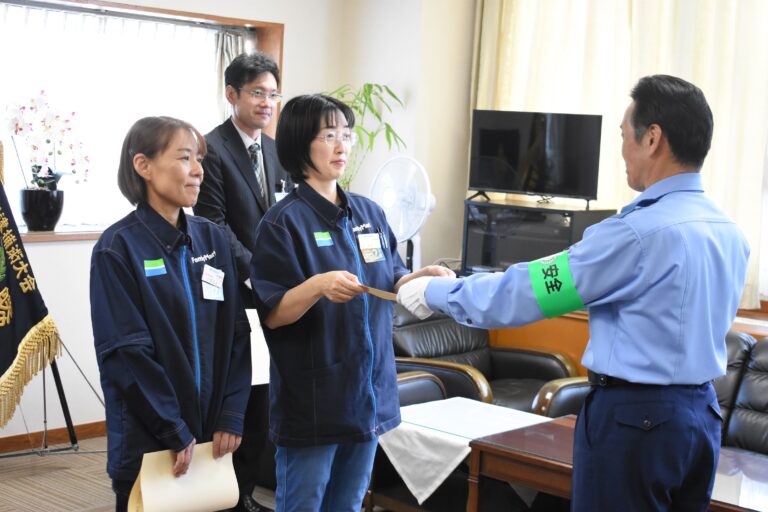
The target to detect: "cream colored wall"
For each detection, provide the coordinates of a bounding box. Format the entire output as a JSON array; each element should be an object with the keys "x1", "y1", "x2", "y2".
[
  {"x1": 342, "y1": 0, "x2": 476, "y2": 267},
  {"x1": 415, "y1": 0, "x2": 476, "y2": 266}
]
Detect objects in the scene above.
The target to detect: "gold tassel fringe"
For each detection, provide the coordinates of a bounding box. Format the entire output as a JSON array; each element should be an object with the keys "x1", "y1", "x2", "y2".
[{"x1": 0, "y1": 314, "x2": 61, "y2": 429}]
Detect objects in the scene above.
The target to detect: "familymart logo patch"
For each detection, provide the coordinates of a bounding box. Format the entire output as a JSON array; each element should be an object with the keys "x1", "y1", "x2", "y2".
[
  {"x1": 144, "y1": 258, "x2": 167, "y2": 277},
  {"x1": 313, "y1": 231, "x2": 333, "y2": 247}
]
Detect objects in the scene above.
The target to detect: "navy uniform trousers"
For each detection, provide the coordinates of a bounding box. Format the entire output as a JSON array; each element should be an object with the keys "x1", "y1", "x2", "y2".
[{"x1": 572, "y1": 382, "x2": 721, "y2": 512}]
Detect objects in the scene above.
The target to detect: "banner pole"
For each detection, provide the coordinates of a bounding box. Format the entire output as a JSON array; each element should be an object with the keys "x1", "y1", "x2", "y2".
[{"x1": 50, "y1": 359, "x2": 78, "y2": 449}]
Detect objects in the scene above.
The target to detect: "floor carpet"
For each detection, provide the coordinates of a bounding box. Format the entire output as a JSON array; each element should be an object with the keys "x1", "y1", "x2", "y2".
[
  {"x1": 0, "y1": 437, "x2": 112, "y2": 512},
  {"x1": 0, "y1": 437, "x2": 279, "y2": 512}
]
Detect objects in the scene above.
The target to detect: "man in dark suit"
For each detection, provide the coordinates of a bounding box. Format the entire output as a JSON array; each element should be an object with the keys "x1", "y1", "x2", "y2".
[
  {"x1": 195, "y1": 52, "x2": 290, "y2": 306},
  {"x1": 194, "y1": 52, "x2": 289, "y2": 512}
]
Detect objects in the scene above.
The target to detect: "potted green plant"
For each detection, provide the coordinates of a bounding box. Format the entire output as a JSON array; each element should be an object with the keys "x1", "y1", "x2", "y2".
[
  {"x1": 5, "y1": 91, "x2": 89, "y2": 231},
  {"x1": 325, "y1": 83, "x2": 406, "y2": 189}
]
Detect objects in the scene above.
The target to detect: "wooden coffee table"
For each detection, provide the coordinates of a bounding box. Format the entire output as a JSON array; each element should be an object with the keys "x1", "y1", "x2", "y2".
[{"x1": 467, "y1": 415, "x2": 767, "y2": 512}]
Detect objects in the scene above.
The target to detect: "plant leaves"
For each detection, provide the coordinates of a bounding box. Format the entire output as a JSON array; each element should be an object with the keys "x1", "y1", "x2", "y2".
[
  {"x1": 367, "y1": 127, "x2": 380, "y2": 151},
  {"x1": 385, "y1": 123, "x2": 407, "y2": 150},
  {"x1": 383, "y1": 85, "x2": 405, "y2": 107},
  {"x1": 325, "y1": 84, "x2": 350, "y2": 97},
  {"x1": 326, "y1": 82, "x2": 406, "y2": 184}
]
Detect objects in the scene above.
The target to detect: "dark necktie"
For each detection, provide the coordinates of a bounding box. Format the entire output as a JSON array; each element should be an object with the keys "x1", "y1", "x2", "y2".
[{"x1": 248, "y1": 142, "x2": 268, "y2": 205}]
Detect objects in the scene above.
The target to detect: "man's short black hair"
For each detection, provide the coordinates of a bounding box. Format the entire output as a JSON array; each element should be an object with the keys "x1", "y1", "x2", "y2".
[
  {"x1": 276, "y1": 95, "x2": 355, "y2": 182},
  {"x1": 118, "y1": 117, "x2": 206, "y2": 205},
  {"x1": 225, "y1": 52, "x2": 280, "y2": 90},
  {"x1": 630, "y1": 74, "x2": 713, "y2": 169}
]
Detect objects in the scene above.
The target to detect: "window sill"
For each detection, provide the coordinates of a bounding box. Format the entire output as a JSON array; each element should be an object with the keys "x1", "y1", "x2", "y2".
[
  {"x1": 557, "y1": 309, "x2": 768, "y2": 339},
  {"x1": 732, "y1": 315, "x2": 768, "y2": 339},
  {"x1": 21, "y1": 230, "x2": 101, "y2": 244},
  {"x1": 736, "y1": 302, "x2": 768, "y2": 322}
]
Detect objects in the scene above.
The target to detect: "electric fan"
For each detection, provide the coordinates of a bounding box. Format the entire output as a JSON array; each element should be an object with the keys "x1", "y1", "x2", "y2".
[{"x1": 369, "y1": 156, "x2": 435, "y2": 271}]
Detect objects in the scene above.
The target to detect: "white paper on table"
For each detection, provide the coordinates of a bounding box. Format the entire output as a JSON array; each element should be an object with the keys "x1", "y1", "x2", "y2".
[
  {"x1": 712, "y1": 471, "x2": 742, "y2": 508},
  {"x1": 127, "y1": 441, "x2": 238, "y2": 512},
  {"x1": 400, "y1": 397, "x2": 551, "y2": 439},
  {"x1": 379, "y1": 397, "x2": 551, "y2": 505},
  {"x1": 740, "y1": 473, "x2": 768, "y2": 512},
  {"x1": 246, "y1": 309, "x2": 270, "y2": 385}
]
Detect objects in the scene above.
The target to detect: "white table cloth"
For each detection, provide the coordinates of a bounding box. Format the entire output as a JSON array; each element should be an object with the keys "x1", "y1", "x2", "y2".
[{"x1": 378, "y1": 397, "x2": 551, "y2": 504}]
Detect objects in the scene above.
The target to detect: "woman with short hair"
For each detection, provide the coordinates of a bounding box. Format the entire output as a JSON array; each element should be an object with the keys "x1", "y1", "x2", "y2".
[
  {"x1": 90, "y1": 116, "x2": 251, "y2": 511},
  {"x1": 251, "y1": 95, "x2": 454, "y2": 511}
]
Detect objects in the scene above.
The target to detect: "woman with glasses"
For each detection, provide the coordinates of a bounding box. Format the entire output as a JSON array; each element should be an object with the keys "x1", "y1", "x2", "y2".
[
  {"x1": 90, "y1": 117, "x2": 251, "y2": 511},
  {"x1": 250, "y1": 94, "x2": 453, "y2": 510}
]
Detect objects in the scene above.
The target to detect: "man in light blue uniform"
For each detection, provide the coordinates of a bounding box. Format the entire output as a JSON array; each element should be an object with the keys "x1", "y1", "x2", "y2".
[{"x1": 398, "y1": 75, "x2": 750, "y2": 511}]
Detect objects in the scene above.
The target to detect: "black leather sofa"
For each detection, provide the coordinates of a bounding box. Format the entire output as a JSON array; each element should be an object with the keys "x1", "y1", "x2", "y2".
[
  {"x1": 717, "y1": 332, "x2": 768, "y2": 453},
  {"x1": 391, "y1": 305, "x2": 578, "y2": 411}
]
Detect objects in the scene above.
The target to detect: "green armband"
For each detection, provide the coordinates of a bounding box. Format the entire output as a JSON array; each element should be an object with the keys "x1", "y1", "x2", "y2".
[{"x1": 529, "y1": 251, "x2": 585, "y2": 318}]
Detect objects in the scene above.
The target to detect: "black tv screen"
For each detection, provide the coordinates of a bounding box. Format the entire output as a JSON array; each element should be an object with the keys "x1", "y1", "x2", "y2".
[{"x1": 469, "y1": 110, "x2": 602, "y2": 200}]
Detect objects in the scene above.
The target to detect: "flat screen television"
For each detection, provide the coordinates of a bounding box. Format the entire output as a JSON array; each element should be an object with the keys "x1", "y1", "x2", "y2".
[{"x1": 468, "y1": 109, "x2": 602, "y2": 200}]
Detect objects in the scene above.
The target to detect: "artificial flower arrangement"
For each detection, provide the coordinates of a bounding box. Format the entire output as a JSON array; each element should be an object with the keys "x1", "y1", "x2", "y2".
[{"x1": 5, "y1": 90, "x2": 89, "y2": 190}]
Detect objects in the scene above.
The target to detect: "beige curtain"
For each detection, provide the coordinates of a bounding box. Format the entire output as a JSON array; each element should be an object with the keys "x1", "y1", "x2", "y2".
[
  {"x1": 473, "y1": 0, "x2": 768, "y2": 308},
  {"x1": 215, "y1": 30, "x2": 248, "y2": 120}
]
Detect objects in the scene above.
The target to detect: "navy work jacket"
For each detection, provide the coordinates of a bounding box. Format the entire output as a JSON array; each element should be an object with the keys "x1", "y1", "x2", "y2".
[
  {"x1": 90, "y1": 203, "x2": 251, "y2": 481},
  {"x1": 252, "y1": 183, "x2": 408, "y2": 446}
]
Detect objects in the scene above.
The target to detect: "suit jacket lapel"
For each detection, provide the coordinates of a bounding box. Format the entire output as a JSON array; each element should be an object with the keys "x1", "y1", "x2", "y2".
[
  {"x1": 261, "y1": 136, "x2": 281, "y2": 208},
  {"x1": 221, "y1": 119, "x2": 268, "y2": 214}
]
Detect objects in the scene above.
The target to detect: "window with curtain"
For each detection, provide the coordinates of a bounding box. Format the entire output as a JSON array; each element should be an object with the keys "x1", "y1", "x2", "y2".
[
  {"x1": 472, "y1": 0, "x2": 768, "y2": 309},
  {"x1": 0, "y1": 3, "x2": 223, "y2": 230}
]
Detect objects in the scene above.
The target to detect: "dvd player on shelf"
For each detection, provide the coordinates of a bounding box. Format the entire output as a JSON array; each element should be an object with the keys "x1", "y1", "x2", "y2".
[{"x1": 461, "y1": 199, "x2": 614, "y2": 275}]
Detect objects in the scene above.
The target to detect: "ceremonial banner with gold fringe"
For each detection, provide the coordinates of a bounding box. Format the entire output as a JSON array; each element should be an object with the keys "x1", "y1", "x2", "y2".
[{"x1": 0, "y1": 140, "x2": 61, "y2": 428}]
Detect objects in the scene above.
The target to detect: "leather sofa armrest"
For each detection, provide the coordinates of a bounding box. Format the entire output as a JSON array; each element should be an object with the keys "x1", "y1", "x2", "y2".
[
  {"x1": 531, "y1": 376, "x2": 591, "y2": 417},
  {"x1": 395, "y1": 357, "x2": 493, "y2": 403},
  {"x1": 490, "y1": 347, "x2": 579, "y2": 380},
  {"x1": 396, "y1": 371, "x2": 447, "y2": 407}
]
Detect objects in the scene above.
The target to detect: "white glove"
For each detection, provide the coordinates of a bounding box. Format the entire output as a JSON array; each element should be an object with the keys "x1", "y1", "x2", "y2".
[{"x1": 397, "y1": 276, "x2": 434, "y2": 320}]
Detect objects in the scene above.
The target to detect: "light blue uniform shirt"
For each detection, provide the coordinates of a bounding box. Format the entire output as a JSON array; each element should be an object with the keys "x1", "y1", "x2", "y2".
[{"x1": 427, "y1": 173, "x2": 750, "y2": 384}]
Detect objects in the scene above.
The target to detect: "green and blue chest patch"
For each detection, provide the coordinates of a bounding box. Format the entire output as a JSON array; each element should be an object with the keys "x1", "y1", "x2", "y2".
[
  {"x1": 143, "y1": 258, "x2": 167, "y2": 277},
  {"x1": 313, "y1": 231, "x2": 333, "y2": 247}
]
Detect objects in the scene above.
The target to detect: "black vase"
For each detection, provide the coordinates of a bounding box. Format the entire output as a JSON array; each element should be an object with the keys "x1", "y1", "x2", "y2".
[{"x1": 20, "y1": 189, "x2": 64, "y2": 231}]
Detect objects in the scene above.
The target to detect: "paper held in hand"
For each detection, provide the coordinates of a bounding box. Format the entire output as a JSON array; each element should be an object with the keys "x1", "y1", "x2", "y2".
[
  {"x1": 127, "y1": 441, "x2": 238, "y2": 512},
  {"x1": 360, "y1": 285, "x2": 397, "y2": 302}
]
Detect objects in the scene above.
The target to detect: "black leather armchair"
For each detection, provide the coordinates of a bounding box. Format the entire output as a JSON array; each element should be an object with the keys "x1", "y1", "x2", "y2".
[
  {"x1": 396, "y1": 371, "x2": 447, "y2": 407},
  {"x1": 531, "y1": 376, "x2": 591, "y2": 417},
  {"x1": 392, "y1": 305, "x2": 577, "y2": 411}
]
